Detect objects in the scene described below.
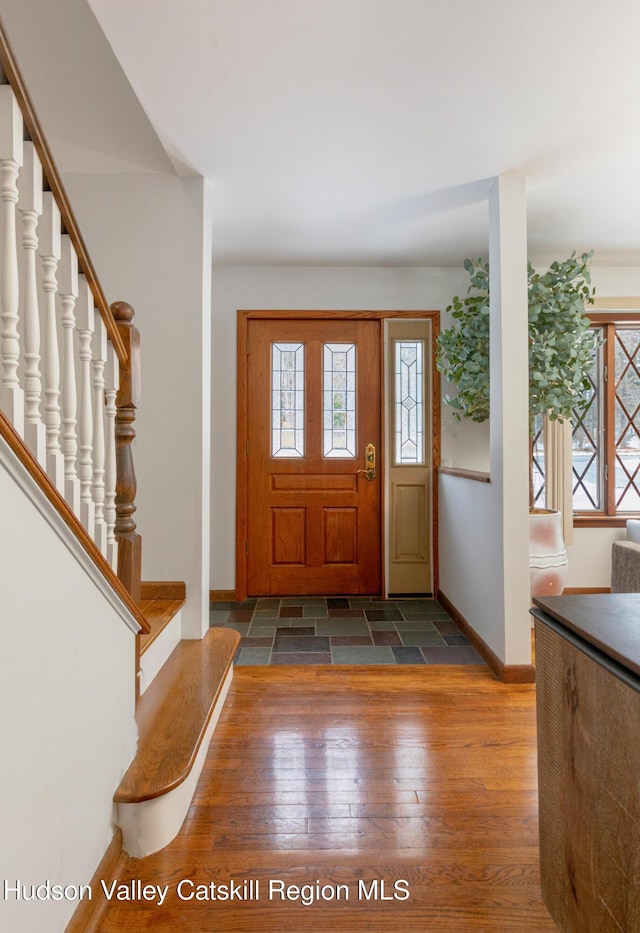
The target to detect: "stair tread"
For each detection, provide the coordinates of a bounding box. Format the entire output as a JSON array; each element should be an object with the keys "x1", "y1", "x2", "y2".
[
  {"x1": 114, "y1": 627, "x2": 240, "y2": 804},
  {"x1": 138, "y1": 597, "x2": 185, "y2": 655}
]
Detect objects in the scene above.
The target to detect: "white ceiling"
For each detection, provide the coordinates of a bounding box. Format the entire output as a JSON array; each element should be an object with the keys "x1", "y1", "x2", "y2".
[{"x1": 6, "y1": 0, "x2": 640, "y2": 267}]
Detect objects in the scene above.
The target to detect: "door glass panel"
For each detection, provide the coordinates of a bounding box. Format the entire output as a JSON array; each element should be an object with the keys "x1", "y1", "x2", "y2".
[
  {"x1": 394, "y1": 340, "x2": 424, "y2": 464},
  {"x1": 272, "y1": 342, "x2": 304, "y2": 458},
  {"x1": 323, "y1": 343, "x2": 356, "y2": 457}
]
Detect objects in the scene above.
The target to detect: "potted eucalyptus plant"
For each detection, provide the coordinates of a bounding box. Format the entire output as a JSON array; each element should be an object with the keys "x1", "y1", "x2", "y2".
[{"x1": 436, "y1": 251, "x2": 598, "y2": 593}]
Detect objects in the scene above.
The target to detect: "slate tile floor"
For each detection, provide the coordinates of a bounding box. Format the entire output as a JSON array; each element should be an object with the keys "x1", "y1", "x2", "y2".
[{"x1": 209, "y1": 597, "x2": 486, "y2": 667}]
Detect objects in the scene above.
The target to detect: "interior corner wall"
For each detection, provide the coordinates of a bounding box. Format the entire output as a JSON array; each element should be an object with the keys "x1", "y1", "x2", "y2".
[
  {"x1": 438, "y1": 176, "x2": 531, "y2": 666},
  {"x1": 63, "y1": 173, "x2": 211, "y2": 637},
  {"x1": 210, "y1": 264, "x2": 470, "y2": 590}
]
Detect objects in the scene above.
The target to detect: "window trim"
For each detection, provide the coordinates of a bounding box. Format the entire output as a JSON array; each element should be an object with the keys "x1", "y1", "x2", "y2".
[{"x1": 573, "y1": 311, "x2": 640, "y2": 527}]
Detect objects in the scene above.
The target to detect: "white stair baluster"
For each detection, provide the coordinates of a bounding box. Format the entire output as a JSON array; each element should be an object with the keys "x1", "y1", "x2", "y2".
[
  {"x1": 92, "y1": 309, "x2": 108, "y2": 554},
  {"x1": 105, "y1": 340, "x2": 119, "y2": 570},
  {"x1": 0, "y1": 85, "x2": 24, "y2": 434},
  {"x1": 17, "y1": 141, "x2": 46, "y2": 464},
  {"x1": 59, "y1": 235, "x2": 80, "y2": 514},
  {"x1": 76, "y1": 277, "x2": 95, "y2": 535},
  {"x1": 38, "y1": 192, "x2": 64, "y2": 492}
]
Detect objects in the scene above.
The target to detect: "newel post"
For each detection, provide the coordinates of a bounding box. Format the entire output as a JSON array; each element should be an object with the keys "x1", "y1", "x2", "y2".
[{"x1": 112, "y1": 300, "x2": 142, "y2": 604}]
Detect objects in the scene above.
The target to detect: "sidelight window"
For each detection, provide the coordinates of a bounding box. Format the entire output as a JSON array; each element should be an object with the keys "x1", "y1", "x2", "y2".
[{"x1": 393, "y1": 340, "x2": 425, "y2": 465}]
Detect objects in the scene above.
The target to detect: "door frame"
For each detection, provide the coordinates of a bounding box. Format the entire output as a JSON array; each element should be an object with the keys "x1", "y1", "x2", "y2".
[{"x1": 235, "y1": 309, "x2": 441, "y2": 600}]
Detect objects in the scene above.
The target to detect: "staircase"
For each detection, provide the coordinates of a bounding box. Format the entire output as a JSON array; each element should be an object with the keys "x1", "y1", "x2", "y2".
[
  {"x1": 113, "y1": 582, "x2": 239, "y2": 859},
  {"x1": 0, "y1": 15, "x2": 237, "y2": 931},
  {"x1": 115, "y1": 621, "x2": 238, "y2": 858}
]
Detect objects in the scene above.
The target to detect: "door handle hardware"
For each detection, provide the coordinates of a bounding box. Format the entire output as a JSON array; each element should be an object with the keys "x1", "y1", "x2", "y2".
[{"x1": 356, "y1": 443, "x2": 376, "y2": 482}]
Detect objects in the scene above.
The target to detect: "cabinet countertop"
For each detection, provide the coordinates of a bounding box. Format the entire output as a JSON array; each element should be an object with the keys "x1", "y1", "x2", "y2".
[{"x1": 532, "y1": 593, "x2": 640, "y2": 678}]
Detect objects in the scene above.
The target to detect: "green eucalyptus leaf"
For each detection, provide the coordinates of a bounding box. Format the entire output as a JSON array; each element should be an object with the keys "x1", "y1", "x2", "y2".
[{"x1": 436, "y1": 251, "x2": 597, "y2": 432}]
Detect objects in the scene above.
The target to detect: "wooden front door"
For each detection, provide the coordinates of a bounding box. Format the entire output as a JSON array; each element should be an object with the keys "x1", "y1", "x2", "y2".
[{"x1": 246, "y1": 318, "x2": 381, "y2": 595}]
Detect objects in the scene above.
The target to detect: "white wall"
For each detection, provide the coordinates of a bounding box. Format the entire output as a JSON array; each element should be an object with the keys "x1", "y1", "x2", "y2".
[
  {"x1": 567, "y1": 526, "x2": 623, "y2": 588},
  {"x1": 590, "y1": 266, "x2": 640, "y2": 296},
  {"x1": 210, "y1": 263, "x2": 470, "y2": 588},
  {"x1": 63, "y1": 173, "x2": 212, "y2": 637},
  {"x1": 0, "y1": 447, "x2": 137, "y2": 933}
]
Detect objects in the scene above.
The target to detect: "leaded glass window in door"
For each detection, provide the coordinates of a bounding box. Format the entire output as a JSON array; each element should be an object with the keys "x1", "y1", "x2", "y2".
[
  {"x1": 272, "y1": 342, "x2": 304, "y2": 457},
  {"x1": 323, "y1": 343, "x2": 356, "y2": 457},
  {"x1": 394, "y1": 340, "x2": 425, "y2": 465}
]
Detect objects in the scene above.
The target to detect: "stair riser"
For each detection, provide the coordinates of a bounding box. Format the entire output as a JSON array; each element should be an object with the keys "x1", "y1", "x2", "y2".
[{"x1": 139, "y1": 611, "x2": 181, "y2": 693}]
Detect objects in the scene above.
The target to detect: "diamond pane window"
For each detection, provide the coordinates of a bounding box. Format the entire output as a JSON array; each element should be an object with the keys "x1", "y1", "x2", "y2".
[
  {"x1": 614, "y1": 328, "x2": 640, "y2": 510},
  {"x1": 323, "y1": 343, "x2": 356, "y2": 457},
  {"x1": 272, "y1": 342, "x2": 304, "y2": 457},
  {"x1": 394, "y1": 340, "x2": 424, "y2": 464},
  {"x1": 572, "y1": 345, "x2": 602, "y2": 511},
  {"x1": 532, "y1": 413, "x2": 545, "y2": 506}
]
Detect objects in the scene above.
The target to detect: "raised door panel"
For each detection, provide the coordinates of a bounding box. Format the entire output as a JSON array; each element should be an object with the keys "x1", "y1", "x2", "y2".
[
  {"x1": 271, "y1": 508, "x2": 306, "y2": 565},
  {"x1": 323, "y1": 507, "x2": 357, "y2": 564}
]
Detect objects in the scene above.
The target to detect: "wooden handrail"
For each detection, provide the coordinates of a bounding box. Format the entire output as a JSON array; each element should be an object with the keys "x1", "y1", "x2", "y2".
[
  {"x1": 0, "y1": 15, "x2": 128, "y2": 370},
  {"x1": 0, "y1": 409, "x2": 150, "y2": 634}
]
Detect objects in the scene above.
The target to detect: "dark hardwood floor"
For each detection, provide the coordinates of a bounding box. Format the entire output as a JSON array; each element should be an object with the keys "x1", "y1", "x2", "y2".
[{"x1": 99, "y1": 665, "x2": 555, "y2": 932}]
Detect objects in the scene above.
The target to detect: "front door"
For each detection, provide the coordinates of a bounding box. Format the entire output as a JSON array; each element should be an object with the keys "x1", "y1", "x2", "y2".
[{"x1": 246, "y1": 318, "x2": 381, "y2": 595}]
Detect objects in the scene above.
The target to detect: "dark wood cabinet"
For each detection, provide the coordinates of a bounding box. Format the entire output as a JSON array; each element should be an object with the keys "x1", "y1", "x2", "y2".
[{"x1": 532, "y1": 594, "x2": 640, "y2": 933}]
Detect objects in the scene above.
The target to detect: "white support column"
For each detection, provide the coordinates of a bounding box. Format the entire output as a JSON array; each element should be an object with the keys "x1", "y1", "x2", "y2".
[
  {"x1": 76, "y1": 276, "x2": 95, "y2": 536},
  {"x1": 38, "y1": 192, "x2": 64, "y2": 492},
  {"x1": 105, "y1": 340, "x2": 119, "y2": 570},
  {"x1": 488, "y1": 173, "x2": 531, "y2": 665},
  {"x1": 17, "y1": 141, "x2": 46, "y2": 465},
  {"x1": 59, "y1": 235, "x2": 80, "y2": 515},
  {"x1": 92, "y1": 310, "x2": 108, "y2": 555},
  {"x1": 0, "y1": 86, "x2": 24, "y2": 435}
]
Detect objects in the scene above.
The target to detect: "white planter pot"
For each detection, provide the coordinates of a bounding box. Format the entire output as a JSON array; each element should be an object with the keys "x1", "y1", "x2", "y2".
[{"x1": 529, "y1": 508, "x2": 568, "y2": 597}]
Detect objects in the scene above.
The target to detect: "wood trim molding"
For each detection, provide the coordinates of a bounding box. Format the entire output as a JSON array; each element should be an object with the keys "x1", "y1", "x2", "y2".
[
  {"x1": 0, "y1": 16, "x2": 128, "y2": 368},
  {"x1": 64, "y1": 830, "x2": 126, "y2": 933},
  {"x1": 563, "y1": 587, "x2": 611, "y2": 595},
  {"x1": 235, "y1": 312, "x2": 249, "y2": 599},
  {"x1": 141, "y1": 581, "x2": 187, "y2": 600},
  {"x1": 574, "y1": 515, "x2": 627, "y2": 528},
  {"x1": 0, "y1": 412, "x2": 149, "y2": 634},
  {"x1": 437, "y1": 590, "x2": 536, "y2": 684},
  {"x1": 438, "y1": 466, "x2": 491, "y2": 483},
  {"x1": 210, "y1": 589, "x2": 237, "y2": 602},
  {"x1": 239, "y1": 309, "x2": 442, "y2": 321},
  {"x1": 429, "y1": 315, "x2": 441, "y2": 595}
]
